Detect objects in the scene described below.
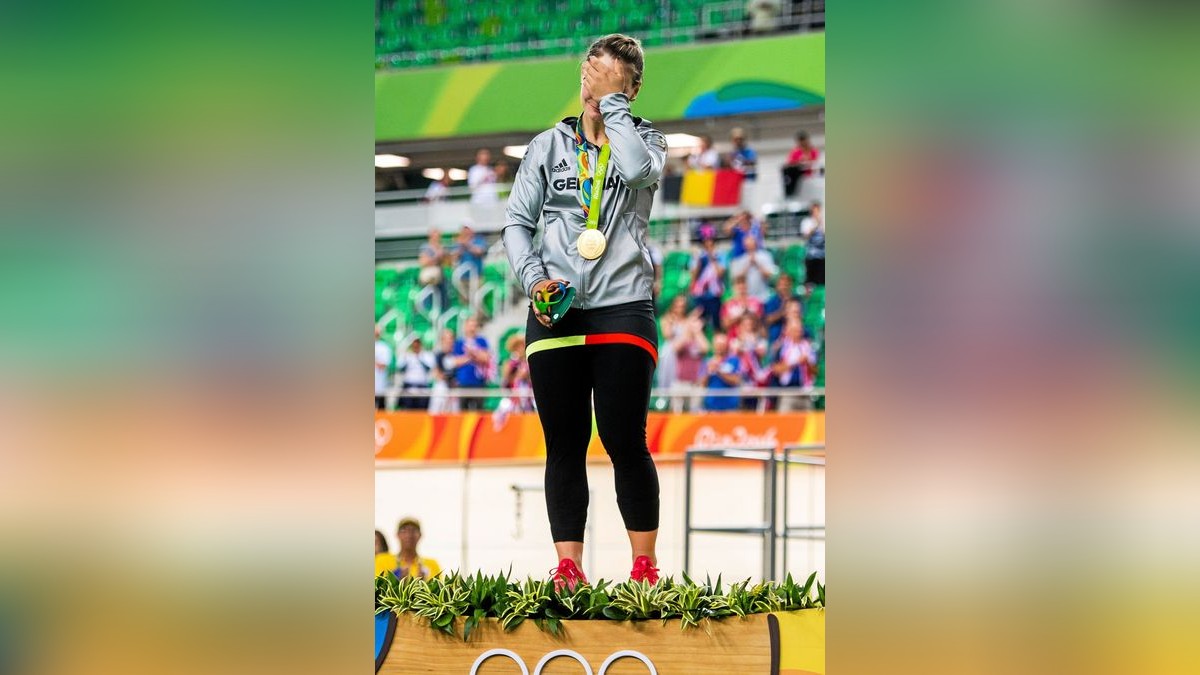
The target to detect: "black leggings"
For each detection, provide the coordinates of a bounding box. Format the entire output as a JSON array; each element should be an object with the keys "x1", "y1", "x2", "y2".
[{"x1": 528, "y1": 338, "x2": 660, "y2": 542}]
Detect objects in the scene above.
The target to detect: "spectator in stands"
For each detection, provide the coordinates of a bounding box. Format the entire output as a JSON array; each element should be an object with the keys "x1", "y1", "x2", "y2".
[
  {"x1": 396, "y1": 337, "x2": 436, "y2": 409},
  {"x1": 733, "y1": 314, "x2": 770, "y2": 410},
  {"x1": 783, "y1": 296, "x2": 805, "y2": 334},
  {"x1": 746, "y1": 0, "x2": 782, "y2": 34},
  {"x1": 660, "y1": 296, "x2": 711, "y2": 405},
  {"x1": 452, "y1": 316, "x2": 492, "y2": 410},
  {"x1": 799, "y1": 202, "x2": 825, "y2": 288},
  {"x1": 721, "y1": 210, "x2": 765, "y2": 259},
  {"x1": 494, "y1": 160, "x2": 511, "y2": 199},
  {"x1": 689, "y1": 233, "x2": 725, "y2": 330},
  {"x1": 786, "y1": 131, "x2": 820, "y2": 172},
  {"x1": 452, "y1": 224, "x2": 487, "y2": 301},
  {"x1": 418, "y1": 227, "x2": 448, "y2": 309},
  {"x1": 647, "y1": 240, "x2": 664, "y2": 307},
  {"x1": 672, "y1": 306, "x2": 711, "y2": 411},
  {"x1": 468, "y1": 148, "x2": 499, "y2": 205},
  {"x1": 727, "y1": 127, "x2": 758, "y2": 180},
  {"x1": 728, "y1": 232, "x2": 778, "y2": 301},
  {"x1": 764, "y1": 272, "x2": 802, "y2": 344},
  {"x1": 375, "y1": 326, "x2": 392, "y2": 411},
  {"x1": 703, "y1": 333, "x2": 743, "y2": 411},
  {"x1": 768, "y1": 318, "x2": 819, "y2": 411},
  {"x1": 656, "y1": 295, "x2": 688, "y2": 389},
  {"x1": 375, "y1": 529, "x2": 389, "y2": 555},
  {"x1": 783, "y1": 131, "x2": 820, "y2": 197},
  {"x1": 384, "y1": 517, "x2": 442, "y2": 580},
  {"x1": 686, "y1": 135, "x2": 720, "y2": 170},
  {"x1": 720, "y1": 276, "x2": 765, "y2": 333},
  {"x1": 501, "y1": 334, "x2": 535, "y2": 413},
  {"x1": 423, "y1": 173, "x2": 452, "y2": 203},
  {"x1": 429, "y1": 328, "x2": 460, "y2": 414}
]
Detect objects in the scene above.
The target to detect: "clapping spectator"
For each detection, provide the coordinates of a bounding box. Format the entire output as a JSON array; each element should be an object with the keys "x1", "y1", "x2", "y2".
[
  {"x1": 468, "y1": 148, "x2": 498, "y2": 205},
  {"x1": 452, "y1": 224, "x2": 487, "y2": 302},
  {"x1": 656, "y1": 295, "x2": 689, "y2": 388},
  {"x1": 396, "y1": 337, "x2": 436, "y2": 409},
  {"x1": 429, "y1": 329, "x2": 461, "y2": 414},
  {"x1": 452, "y1": 317, "x2": 492, "y2": 410},
  {"x1": 764, "y1": 273, "x2": 803, "y2": 344},
  {"x1": 375, "y1": 326, "x2": 392, "y2": 411},
  {"x1": 418, "y1": 227, "x2": 448, "y2": 309},
  {"x1": 782, "y1": 297, "x2": 805, "y2": 337},
  {"x1": 686, "y1": 135, "x2": 720, "y2": 170},
  {"x1": 799, "y1": 202, "x2": 825, "y2": 289},
  {"x1": 768, "y1": 318, "x2": 819, "y2": 411},
  {"x1": 728, "y1": 233, "x2": 778, "y2": 301},
  {"x1": 689, "y1": 233, "x2": 726, "y2": 331},
  {"x1": 669, "y1": 304, "x2": 711, "y2": 412},
  {"x1": 721, "y1": 210, "x2": 766, "y2": 259},
  {"x1": 727, "y1": 127, "x2": 758, "y2": 179},
  {"x1": 732, "y1": 314, "x2": 770, "y2": 410},
  {"x1": 720, "y1": 276, "x2": 765, "y2": 333},
  {"x1": 703, "y1": 333, "x2": 742, "y2": 411},
  {"x1": 500, "y1": 334, "x2": 534, "y2": 413}
]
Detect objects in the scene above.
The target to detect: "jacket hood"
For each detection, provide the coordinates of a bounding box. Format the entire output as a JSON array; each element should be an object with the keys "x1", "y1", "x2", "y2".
[{"x1": 555, "y1": 114, "x2": 651, "y2": 140}]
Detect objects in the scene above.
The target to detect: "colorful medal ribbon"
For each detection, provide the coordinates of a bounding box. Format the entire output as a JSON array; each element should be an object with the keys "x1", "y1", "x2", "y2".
[{"x1": 573, "y1": 116, "x2": 611, "y2": 230}]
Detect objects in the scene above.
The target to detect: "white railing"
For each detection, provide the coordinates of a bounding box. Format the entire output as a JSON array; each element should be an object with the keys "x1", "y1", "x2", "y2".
[{"x1": 378, "y1": 385, "x2": 825, "y2": 414}]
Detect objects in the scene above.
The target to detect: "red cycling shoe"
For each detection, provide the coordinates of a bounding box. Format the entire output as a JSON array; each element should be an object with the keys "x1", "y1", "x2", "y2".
[
  {"x1": 629, "y1": 555, "x2": 660, "y2": 584},
  {"x1": 550, "y1": 558, "x2": 588, "y2": 592}
]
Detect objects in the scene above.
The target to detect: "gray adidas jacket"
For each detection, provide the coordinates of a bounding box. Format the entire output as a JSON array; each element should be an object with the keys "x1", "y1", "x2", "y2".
[{"x1": 502, "y1": 93, "x2": 667, "y2": 310}]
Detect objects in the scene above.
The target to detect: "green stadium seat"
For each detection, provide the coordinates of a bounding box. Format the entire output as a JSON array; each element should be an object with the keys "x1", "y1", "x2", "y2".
[{"x1": 380, "y1": 0, "x2": 780, "y2": 68}]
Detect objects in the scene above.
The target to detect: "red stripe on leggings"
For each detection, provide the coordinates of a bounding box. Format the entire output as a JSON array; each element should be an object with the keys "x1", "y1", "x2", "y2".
[{"x1": 585, "y1": 333, "x2": 658, "y2": 364}]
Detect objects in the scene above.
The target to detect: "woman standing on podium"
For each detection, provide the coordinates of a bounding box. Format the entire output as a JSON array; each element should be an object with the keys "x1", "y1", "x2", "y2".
[{"x1": 503, "y1": 34, "x2": 667, "y2": 589}]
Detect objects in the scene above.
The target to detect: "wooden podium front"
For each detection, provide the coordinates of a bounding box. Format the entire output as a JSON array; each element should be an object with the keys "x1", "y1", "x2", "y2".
[{"x1": 377, "y1": 610, "x2": 825, "y2": 674}]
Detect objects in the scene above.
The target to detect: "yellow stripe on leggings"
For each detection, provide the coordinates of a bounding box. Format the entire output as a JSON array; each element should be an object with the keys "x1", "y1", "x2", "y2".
[{"x1": 524, "y1": 335, "x2": 586, "y2": 359}]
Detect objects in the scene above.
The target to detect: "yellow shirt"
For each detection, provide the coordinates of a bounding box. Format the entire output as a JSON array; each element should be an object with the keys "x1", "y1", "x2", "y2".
[{"x1": 375, "y1": 552, "x2": 441, "y2": 579}]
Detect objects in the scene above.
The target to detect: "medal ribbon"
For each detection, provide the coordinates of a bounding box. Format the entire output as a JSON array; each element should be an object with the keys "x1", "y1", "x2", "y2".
[{"x1": 573, "y1": 117, "x2": 612, "y2": 230}]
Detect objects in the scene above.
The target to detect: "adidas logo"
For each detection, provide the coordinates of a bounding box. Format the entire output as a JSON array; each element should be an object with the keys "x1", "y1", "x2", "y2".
[{"x1": 551, "y1": 158, "x2": 571, "y2": 173}]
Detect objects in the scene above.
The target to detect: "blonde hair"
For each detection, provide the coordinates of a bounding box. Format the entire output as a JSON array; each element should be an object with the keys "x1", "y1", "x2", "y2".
[
  {"x1": 585, "y1": 34, "x2": 645, "y2": 90},
  {"x1": 505, "y1": 334, "x2": 525, "y2": 354}
]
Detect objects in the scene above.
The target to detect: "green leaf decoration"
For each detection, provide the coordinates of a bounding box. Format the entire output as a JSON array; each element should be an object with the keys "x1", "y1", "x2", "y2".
[{"x1": 375, "y1": 570, "x2": 824, "y2": 635}]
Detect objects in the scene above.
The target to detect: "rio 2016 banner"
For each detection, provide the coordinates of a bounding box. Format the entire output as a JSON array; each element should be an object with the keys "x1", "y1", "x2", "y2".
[
  {"x1": 374, "y1": 411, "x2": 825, "y2": 462},
  {"x1": 376, "y1": 33, "x2": 825, "y2": 141}
]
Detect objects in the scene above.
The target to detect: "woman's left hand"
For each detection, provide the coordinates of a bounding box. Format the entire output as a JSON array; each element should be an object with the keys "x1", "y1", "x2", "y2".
[{"x1": 583, "y1": 56, "x2": 629, "y2": 100}]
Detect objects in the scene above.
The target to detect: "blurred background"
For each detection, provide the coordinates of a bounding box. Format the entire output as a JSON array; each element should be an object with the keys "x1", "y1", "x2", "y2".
[{"x1": 372, "y1": 0, "x2": 826, "y2": 584}]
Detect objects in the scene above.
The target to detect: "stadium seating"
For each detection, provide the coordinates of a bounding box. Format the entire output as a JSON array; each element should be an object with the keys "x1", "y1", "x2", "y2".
[
  {"x1": 376, "y1": 0, "x2": 750, "y2": 68},
  {"x1": 376, "y1": 236, "x2": 825, "y2": 411}
]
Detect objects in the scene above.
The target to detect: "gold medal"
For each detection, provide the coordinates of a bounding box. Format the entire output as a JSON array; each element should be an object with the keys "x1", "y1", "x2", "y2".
[{"x1": 577, "y1": 228, "x2": 607, "y2": 260}]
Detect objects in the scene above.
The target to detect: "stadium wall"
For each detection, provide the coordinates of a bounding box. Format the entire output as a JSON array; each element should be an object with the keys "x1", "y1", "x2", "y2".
[{"x1": 376, "y1": 33, "x2": 825, "y2": 141}]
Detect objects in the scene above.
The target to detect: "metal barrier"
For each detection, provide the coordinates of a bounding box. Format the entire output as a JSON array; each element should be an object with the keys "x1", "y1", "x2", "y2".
[
  {"x1": 682, "y1": 442, "x2": 825, "y2": 581},
  {"x1": 683, "y1": 445, "x2": 778, "y2": 582}
]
